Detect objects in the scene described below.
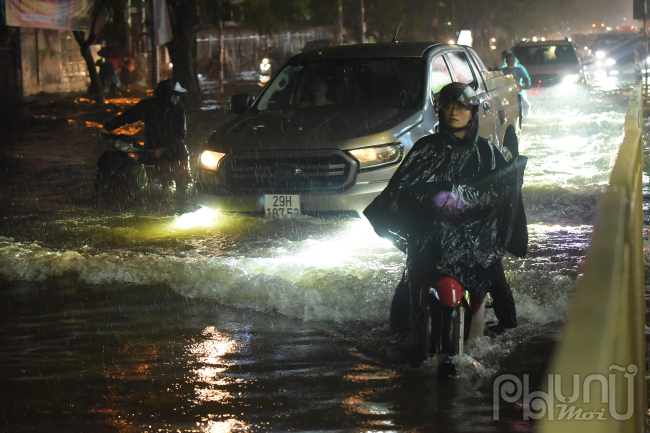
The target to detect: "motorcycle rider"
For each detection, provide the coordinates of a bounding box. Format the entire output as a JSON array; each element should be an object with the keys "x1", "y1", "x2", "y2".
[
  {"x1": 98, "y1": 79, "x2": 190, "y2": 192},
  {"x1": 364, "y1": 82, "x2": 527, "y2": 339},
  {"x1": 500, "y1": 51, "x2": 531, "y2": 120}
]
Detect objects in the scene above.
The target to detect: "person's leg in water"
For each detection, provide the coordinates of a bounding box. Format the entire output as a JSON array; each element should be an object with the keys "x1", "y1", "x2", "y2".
[
  {"x1": 389, "y1": 269, "x2": 410, "y2": 334},
  {"x1": 489, "y1": 259, "x2": 517, "y2": 330}
]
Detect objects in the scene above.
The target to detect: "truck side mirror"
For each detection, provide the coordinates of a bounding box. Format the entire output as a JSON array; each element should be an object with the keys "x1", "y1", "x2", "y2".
[{"x1": 230, "y1": 93, "x2": 256, "y2": 115}]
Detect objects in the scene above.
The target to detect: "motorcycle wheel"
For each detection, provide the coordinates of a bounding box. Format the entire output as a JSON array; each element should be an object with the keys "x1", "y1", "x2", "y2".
[{"x1": 422, "y1": 299, "x2": 465, "y2": 357}]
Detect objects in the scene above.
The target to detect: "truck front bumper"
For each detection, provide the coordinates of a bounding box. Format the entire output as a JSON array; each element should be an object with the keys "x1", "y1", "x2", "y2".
[{"x1": 196, "y1": 180, "x2": 388, "y2": 216}]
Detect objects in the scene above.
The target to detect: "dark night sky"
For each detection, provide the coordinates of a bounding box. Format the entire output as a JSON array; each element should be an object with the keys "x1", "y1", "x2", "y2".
[{"x1": 577, "y1": 0, "x2": 634, "y2": 30}]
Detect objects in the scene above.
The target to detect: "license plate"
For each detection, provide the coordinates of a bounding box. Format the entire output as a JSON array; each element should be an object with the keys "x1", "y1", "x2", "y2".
[{"x1": 264, "y1": 194, "x2": 300, "y2": 215}]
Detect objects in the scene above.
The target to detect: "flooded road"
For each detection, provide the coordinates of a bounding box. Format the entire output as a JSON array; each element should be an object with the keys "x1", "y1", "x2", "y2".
[{"x1": 0, "y1": 81, "x2": 636, "y2": 432}]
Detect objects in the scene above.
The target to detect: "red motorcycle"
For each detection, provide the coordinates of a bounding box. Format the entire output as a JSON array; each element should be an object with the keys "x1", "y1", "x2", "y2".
[{"x1": 410, "y1": 274, "x2": 485, "y2": 360}]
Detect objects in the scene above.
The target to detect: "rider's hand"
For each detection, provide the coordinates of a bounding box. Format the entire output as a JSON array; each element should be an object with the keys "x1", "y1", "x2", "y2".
[
  {"x1": 515, "y1": 84, "x2": 522, "y2": 92},
  {"x1": 434, "y1": 190, "x2": 465, "y2": 216}
]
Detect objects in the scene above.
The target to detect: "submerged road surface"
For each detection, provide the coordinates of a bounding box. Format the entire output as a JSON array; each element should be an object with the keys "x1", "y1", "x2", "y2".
[{"x1": 0, "y1": 83, "x2": 637, "y2": 432}]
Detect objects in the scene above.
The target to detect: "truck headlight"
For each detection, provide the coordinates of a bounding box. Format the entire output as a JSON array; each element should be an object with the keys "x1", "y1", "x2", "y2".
[
  {"x1": 200, "y1": 150, "x2": 226, "y2": 171},
  {"x1": 595, "y1": 50, "x2": 605, "y2": 59},
  {"x1": 348, "y1": 144, "x2": 402, "y2": 170},
  {"x1": 562, "y1": 74, "x2": 581, "y2": 83},
  {"x1": 605, "y1": 58, "x2": 616, "y2": 66}
]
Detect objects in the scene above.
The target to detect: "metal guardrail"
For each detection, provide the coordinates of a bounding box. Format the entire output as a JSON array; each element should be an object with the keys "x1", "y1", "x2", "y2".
[{"x1": 537, "y1": 83, "x2": 646, "y2": 430}]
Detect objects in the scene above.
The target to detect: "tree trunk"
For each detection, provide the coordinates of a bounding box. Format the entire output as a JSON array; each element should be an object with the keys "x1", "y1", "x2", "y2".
[
  {"x1": 73, "y1": 30, "x2": 105, "y2": 105},
  {"x1": 166, "y1": 0, "x2": 201, "y2": 102}
]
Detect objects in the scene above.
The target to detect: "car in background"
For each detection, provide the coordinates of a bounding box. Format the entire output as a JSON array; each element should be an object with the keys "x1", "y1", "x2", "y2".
[
  {"x1": 512, "y1": 39, "x2": 589, "y2": 96},
  {"x1": 195, "y1": 42, "x2": 522, "y2": 216},
  {"x1": 591, "y1": 35, "x2": 643, "y2": 78}
]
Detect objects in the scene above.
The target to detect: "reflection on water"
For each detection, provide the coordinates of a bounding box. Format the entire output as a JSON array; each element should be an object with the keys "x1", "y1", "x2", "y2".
[
  {"x1": 186, "y1": 326, "x2": 249, "y2": 431},
  {"x1": 521, "y1": 106, "x2": 625, "y2": 186}
]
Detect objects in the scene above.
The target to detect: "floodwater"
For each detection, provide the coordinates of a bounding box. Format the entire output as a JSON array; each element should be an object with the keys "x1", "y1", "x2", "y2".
[{"x1": 0, "y1": 78, "x2": 638, "y2": 432}]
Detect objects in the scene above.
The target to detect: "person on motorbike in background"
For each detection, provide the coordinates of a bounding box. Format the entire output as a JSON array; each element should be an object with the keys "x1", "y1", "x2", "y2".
[
  {"x1": 99, "y1": 79, "x2": 191, "y2": 192},
  {"x1": 364, "y1": 82, "x2": 527, "y2": 339},
  {"x1": 500, "y1": 51, "x2": 531, "y2": 121}
]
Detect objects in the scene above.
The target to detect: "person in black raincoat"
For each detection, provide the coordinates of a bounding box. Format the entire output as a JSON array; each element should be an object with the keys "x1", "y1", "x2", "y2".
[
  {"x1": 363, "y1": 82, "x2": 527, "y2": 336},
  {"x1": 97, "y1": 79, "x2": 191, "y2": 192},
  {"x1": 96, "y1": 58, "x2": 120, "y2": 97}
]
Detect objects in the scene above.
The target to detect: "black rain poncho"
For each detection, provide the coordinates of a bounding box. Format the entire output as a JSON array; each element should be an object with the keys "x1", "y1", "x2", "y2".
[
  {"x1": 103, "y1": 79, "x2": 186, "y2": 161},
  {"x1": 364, "y1": 131, "x2": 527, "y2": 302}
]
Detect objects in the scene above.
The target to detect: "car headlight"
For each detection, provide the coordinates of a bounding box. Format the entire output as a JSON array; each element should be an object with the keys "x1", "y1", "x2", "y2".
[
  {"x1": 595, "y1": 50, "x2": 606, "y2": 59},
  {"x1": 200, "y1": 150, "x2": 226, "y2": 170},
  {"x1": 605, "y1": 58, "x2": 616, "y2": 66},
  {"x1": 563, "y1": 74, "x2": 581, "y2": 83},
  {"x1": 348, "y1": 144, "x2": 402, "y2": 170}
]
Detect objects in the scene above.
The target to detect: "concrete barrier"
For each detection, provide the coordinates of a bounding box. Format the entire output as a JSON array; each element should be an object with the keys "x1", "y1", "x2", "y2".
[{"x1": 537, "y1": 83, "x2": 646, "y2": 431}]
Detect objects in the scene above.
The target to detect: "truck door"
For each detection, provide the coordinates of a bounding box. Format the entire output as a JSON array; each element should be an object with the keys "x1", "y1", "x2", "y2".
[{"x1": 446, "y1": 51, "x2": 497, "y2": 145}]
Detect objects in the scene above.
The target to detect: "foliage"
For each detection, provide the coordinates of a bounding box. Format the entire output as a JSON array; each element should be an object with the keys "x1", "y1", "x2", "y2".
[
  {"x1": 217, "y1": 0, "x2": 576, "y2": 44},
  {"x1": 96, "y1": 0, "x2": 130, "y2": 48},
  {"x1": 236, "y1": 0, "x2": 310, "y2": 35}
]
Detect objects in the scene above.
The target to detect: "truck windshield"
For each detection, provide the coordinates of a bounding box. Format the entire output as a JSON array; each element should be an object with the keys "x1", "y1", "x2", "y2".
[
  {"x1": 513, "y1": 45, "x2": 579, "y2": 66},
  {"x1": 256, "y1": 57, "x2": 424, "y2": 112}
]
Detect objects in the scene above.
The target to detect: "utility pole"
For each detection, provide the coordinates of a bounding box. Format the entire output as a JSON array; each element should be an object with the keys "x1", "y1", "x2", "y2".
[
  {"x1": 433, "y1": 0, "x2": 440, "y2": 41},
  {"x1": 151, "y1": 0, "x2": 159, "y2": 89},
  {"x1": 359, "y1": 0, "x2": 365, "y2": 44},
  {"x1": 219, "y1": 20, "x2": 224, "y2": 93},
  {"x1": 338, "y1": 0, "x2": 343, "y2": 45}
]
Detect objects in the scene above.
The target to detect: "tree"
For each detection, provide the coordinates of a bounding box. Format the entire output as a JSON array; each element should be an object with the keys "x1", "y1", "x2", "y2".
[
  {"x1": 164, "y1": 0, "x2": 309, "y2": 102},
  {"x1": 73, "y1": 6, "x2": 105, "y2": 105},
  {"x1": 165, "y1": 0, "x2": 202, "y2": 101},
  {"x1": 96, "y1": 0, "x2": 130, "y2": 50},
  {"x1": 239, "y1": 0, "x2": 309, "y2": 35}
]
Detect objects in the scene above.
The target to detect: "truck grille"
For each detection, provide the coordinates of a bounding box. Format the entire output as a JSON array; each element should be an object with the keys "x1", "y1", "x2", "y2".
[{"x1": 220, "y1": 150, "x2": 357, "y2": 193}]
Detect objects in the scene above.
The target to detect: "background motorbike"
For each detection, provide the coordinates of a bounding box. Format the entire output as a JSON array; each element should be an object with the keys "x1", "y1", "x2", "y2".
[
  {"x1": 95, "y1": 132, "x2": 148, "y2": 198},
  {"x1": 95, "y1": 132, "x2": 192, "y2": 200},
  {"x1": 259, "y1": 57, "x2": 272, "y2": 76}
]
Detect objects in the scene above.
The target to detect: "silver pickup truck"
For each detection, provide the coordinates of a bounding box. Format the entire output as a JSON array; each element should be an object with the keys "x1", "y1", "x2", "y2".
[{"x1": 196, "y1": 42, "x2": 521, "y2": 216}]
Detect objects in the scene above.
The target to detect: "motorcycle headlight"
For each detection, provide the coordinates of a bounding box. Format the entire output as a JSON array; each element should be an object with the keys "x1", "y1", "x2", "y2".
[
  {"x1": 605, "y1": 58, "x2": 616, "y2": 66},
  {"x1": 348, "y1": 144, "x2": 402, "y2": 170},
  {"x1": 200, "y1": 150, "x2": 226, "y2": 171}
]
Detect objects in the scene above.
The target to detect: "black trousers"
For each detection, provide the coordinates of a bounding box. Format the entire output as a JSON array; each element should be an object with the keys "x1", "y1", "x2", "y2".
[
  {"x1": 389, "y1": 258, "x2": 517, "y2": 333},
  {"x1": 490, "y1": 259, "x2": 518, "y2": 328}
]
